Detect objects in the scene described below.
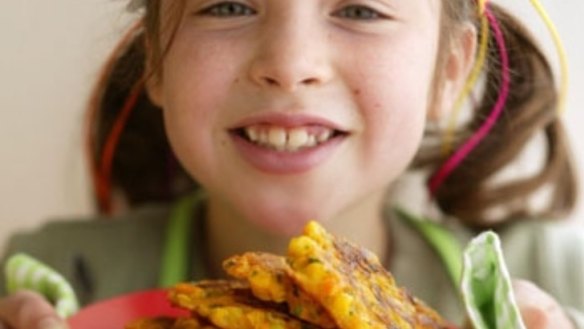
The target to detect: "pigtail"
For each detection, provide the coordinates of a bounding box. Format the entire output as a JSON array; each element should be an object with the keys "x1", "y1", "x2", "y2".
[
  {"x1": 86, "y1": 20, "x2": 195, "y2": 214},
  {"x1": 427, "y1": 4, "x2": 578, "y2": 229}
]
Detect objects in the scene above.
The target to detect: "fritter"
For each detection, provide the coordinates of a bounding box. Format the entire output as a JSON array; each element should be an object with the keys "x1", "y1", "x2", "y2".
[
  {"x1": 287, "y1": 221, "x2": 450, "y2": 329},
  {"x1": 125, "y1": 317, "x2": 214, "y2": 329},
  {"x1": 223, "y1": 252, "x2": 336, "y2": 328},
  {"x1": 168, "y1": 280, "x2": 320, "y2": 329},
  {"x1": 126, "y1": 317, "x2": 176, "y2": 329}
]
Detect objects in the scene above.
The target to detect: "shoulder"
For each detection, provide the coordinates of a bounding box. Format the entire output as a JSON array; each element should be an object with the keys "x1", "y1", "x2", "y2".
[
  {"x1": 1, "y1": 204, "x2": 172, "y2": 303},
  {"x1": 498, "y1": 218, "x2": 584, "y2": 310},
  {"x1": 4, "y1": 204, "x2": 171, "y2": 255},
  {"x1": 499, "y1": 218, "x2": 584, "y2": 269}
]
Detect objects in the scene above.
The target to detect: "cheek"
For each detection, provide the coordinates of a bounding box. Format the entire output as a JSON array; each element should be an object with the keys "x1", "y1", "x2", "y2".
[
  {"x1": 158, "y1": 41, "x2": 239, "y2": 180},
  {"x1": 366, "y1": 95, "x2": 427, "y2": 168},
  {"x1": 349, "y1": 54, "x2": 435, "y2": 176},
  {"x1": 357, "y1": 73, "x2": 430, "y2": 156},
  {"x1": 359, "y1": 38, "x2": 436, "y2": 147},
  {"x1": 163, "y1": 39, "x2": 236, "y2": 120}
]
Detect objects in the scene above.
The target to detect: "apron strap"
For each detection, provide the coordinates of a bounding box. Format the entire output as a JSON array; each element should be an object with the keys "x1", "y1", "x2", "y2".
[
  {"x1": 159, "y1": 194, "x2": 196, "y2": 287},
  {"x1": 394, "y1": 207, "x2": 463, "y2": 287}
]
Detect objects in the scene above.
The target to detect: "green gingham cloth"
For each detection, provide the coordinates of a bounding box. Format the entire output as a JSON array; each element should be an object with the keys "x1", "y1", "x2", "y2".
[
  {"x1": 4, "y1": 253, "x2": 79, "y2": 318},
  {"x1": 461, "y1": 231, "x2": 526, "y2": 329}
]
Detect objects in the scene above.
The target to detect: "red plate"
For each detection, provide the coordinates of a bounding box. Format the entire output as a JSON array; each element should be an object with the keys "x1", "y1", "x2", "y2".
[{"x1": 68, "y1": 289, "x2": 188, "y2": 329}]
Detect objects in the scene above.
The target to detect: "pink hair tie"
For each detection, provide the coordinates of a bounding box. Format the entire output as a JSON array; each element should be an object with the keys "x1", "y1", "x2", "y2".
[{"x1": 428, "y1": 6, "x2": 511, "y2": 195}]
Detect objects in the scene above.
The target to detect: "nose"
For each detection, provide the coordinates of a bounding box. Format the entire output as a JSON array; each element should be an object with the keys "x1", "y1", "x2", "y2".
[{"x1": 247, "y1": 20, "x2": 334, "y2": 92}]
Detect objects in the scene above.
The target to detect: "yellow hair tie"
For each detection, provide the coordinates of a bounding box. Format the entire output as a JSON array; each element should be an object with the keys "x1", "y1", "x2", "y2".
[
  {"x1": 442, "y1": 10, "x2": 490, "y2": 155},
  {"x1": 477, "y1": 0, "x2": 488, "y2": 15},
  {"x1": 529, "y1": 0, "x2": 569, "y2": 114}
]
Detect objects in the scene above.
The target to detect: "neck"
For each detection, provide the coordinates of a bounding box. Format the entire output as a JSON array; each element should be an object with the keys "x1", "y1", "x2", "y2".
[
  {"x1": 324, "y1": 191, "x2": 390, "y2": 262},
  {"x1": 203, "y1": 190, "x2": 391, "y2": 277}
]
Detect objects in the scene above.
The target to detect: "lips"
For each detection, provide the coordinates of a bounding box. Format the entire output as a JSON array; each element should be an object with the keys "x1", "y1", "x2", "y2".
[{"x1": 228, "y1": 113, "x2": 349, "y2": 174}]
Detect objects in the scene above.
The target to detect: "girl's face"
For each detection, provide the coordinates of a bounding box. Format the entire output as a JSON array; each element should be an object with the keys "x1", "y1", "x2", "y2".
[{"x1": 150, "y1": 0, "x2": 452, "y2": 235}]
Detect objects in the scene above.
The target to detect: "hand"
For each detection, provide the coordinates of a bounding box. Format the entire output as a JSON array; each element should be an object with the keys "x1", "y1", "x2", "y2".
[
  {"x1": 513, "y1": 279, "x2": 574, "y2": 329},
  {"x1": 0, "y1": 291, "x2": 69, "y2": 329}
]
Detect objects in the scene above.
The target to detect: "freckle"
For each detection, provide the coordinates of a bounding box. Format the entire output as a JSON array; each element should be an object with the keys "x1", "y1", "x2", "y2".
[
  {"x1": 353, "y1": 88, "x2": 361, "y2": 96},
  {"x1": 234, "y1": 78, "x2": 240, "y2": 84}
]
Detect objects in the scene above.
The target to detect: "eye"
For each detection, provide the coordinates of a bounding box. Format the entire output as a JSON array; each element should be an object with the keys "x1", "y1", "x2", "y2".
[
  {"x1": 198, "y1": 1, "x2": 256, "y2": 17},
  {"x1": 333, "y1": 5, "x2": 385, "y2": 20}
]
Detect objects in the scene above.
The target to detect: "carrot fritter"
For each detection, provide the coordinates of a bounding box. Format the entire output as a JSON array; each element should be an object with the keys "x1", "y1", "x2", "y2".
[
  {"x1": 168, "y1": 280, "x2": 320, "y2": 329},
  {"x1": 223, "y1": 252, "x2": 337, "y2": 328},
  {"x1": 287, "y1": 221, "x2": 450, "y2": 329},
  {"x1": 126, "y1": 317, "x2": 176, "y2": 329},
  {"x1": 125, "y1": 317, "x2": 215, "y2": 329},
  {"x1": 172, "y1": 318, "x2": 219, "y2": 329},
  {"x1": 223, "y1": 253, "x2": 288, "y2": 302}
]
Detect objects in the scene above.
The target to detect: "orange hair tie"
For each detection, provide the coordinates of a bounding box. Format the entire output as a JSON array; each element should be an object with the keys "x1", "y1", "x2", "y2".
[
  {"x1": 96, "y1": 80, "x2": 145, "y2": 214},
  {"x1": 85, "y1": 20, "x2": 145, "y2": 214}
]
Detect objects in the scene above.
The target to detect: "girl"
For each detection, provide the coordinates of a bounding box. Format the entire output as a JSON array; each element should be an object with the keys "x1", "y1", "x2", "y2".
[{"x1": 0, "y1": 0, "x2": 582, "y2": 328}]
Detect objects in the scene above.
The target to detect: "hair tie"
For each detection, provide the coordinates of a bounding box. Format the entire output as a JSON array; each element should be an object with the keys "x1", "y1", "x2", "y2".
[
  {"x1": 432, "y1": 0, "x2": 568, "y2": 195},
  {"x1": 429, "y1": 5, "x2": 511, "y2": 196},
  {"x1": 477, "y1": 0, "x2": 488, "y2": 15},
  {"x1": 86, "y1": 20, "x2": 145, "y2": 214},
  {"x1": 96, "y1": 80, "x2": 145, "y2": 213},
  {"x1": 442, "y1": 2, "x2": 490, "y2": 155},
  {"x1": 528, "y1": 0, "x2": 569, "y2": 114}
]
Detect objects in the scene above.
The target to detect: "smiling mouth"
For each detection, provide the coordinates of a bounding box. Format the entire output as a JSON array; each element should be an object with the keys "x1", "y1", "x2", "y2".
[{"x1": 232, "y1": 125, "x2": 348, "y2": 152}]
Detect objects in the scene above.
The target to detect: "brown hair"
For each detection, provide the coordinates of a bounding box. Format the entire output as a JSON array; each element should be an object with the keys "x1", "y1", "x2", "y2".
[
  {"x1": 87, "y1": 0, "x2": 578, "y2": 227},
  {"x1": 86, "y1": 1, "x2": 194, "y2": 212},
  {"x1": 421, "y1": 1, "x2": 579, "y2": 229}
]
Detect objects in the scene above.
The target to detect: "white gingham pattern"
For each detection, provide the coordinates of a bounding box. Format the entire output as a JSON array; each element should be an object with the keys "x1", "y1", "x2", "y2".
[
  {"x1": 461, "y1": 231, "x2": 526, "y2": 329},
  {"x1": 4, "y1": 253, "x2": 79, "y2": 318}
]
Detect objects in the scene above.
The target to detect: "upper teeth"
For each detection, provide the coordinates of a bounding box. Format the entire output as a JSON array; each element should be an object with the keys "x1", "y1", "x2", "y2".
[{"x1": 244, "y1": 126, "x2": 334, "y2": 151}]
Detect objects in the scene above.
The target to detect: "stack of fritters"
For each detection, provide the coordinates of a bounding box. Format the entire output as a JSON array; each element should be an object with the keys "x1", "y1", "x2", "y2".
[{"x1": 127, "y1": 221, "x2": 454, "y2": 329}]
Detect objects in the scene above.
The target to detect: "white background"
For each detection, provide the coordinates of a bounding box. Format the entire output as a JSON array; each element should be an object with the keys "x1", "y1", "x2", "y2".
[{"x1": 1, "y1": 1, "x2": 583, "y2": 249}]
